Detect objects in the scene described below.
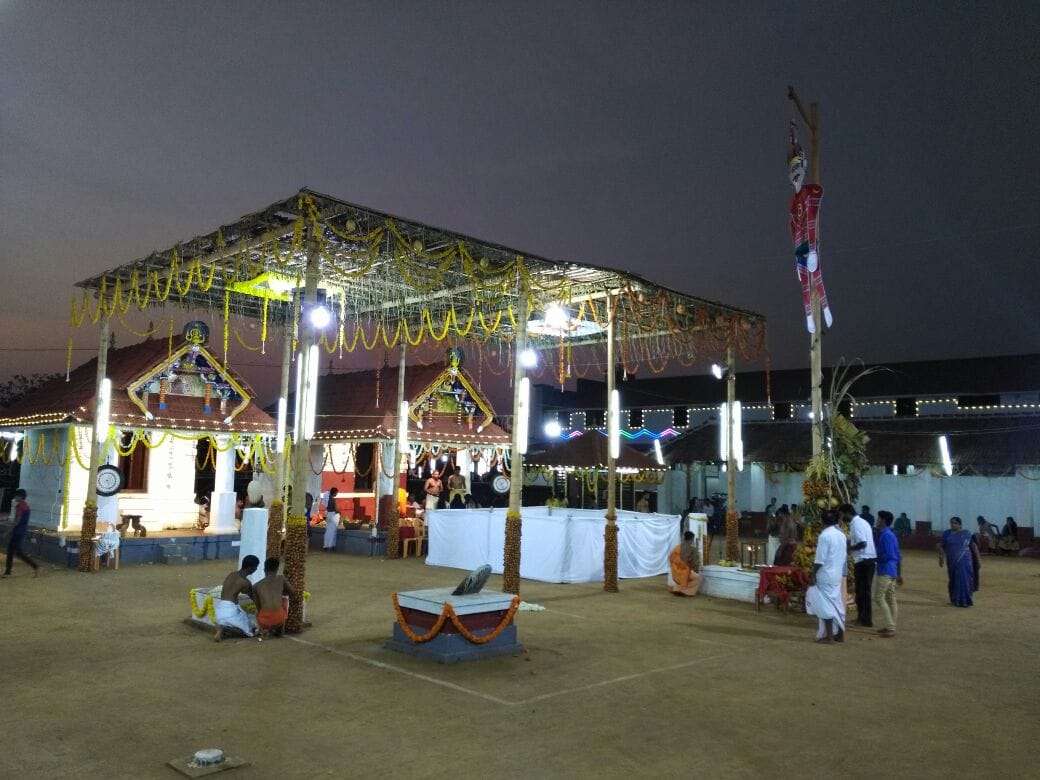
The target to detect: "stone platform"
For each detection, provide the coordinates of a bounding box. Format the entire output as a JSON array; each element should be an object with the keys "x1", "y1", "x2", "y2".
[
  {"x1": 699, "y1": 565, "x2": 759, "y2": 603},
  {"x1": 385, "y1": 588, "x2": 523, "y2": 664}
]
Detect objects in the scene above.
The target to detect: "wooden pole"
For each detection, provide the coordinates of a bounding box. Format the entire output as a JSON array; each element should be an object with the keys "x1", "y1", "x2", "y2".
[
  {"x1": 502, "y1": 287, "x2": 528, "y2": 594},
  {"x1": 725, "y1": 344, "x2": 739, "y2": 562},
  {"x1": 604, "y1": 295, "x2": 619, "y2": 592},
  {"x1": 78, "y1": 317, "x2": 110, "y2": 572},
  {"x1": 386, "y1": 338, "x2": 407, "y2": 559},
  {"x1": 284, "y1": 233, "x2": 320, "y2": 632},
  {"x1": 788, "y1": 87, "x2": 824, "y2": 459}
]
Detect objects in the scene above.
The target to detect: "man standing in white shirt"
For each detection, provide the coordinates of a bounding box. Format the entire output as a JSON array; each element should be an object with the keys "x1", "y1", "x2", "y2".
[
  {"x1": 806, "y1": 509, "x2": 847, "y2": 643},
  {"x1": 844, "y1": 503, "x2": 877, "y2": 628}
]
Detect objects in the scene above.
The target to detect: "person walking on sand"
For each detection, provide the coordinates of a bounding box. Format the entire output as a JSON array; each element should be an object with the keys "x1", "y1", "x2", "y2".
[
  {"x1": 3, "y1": 489, "x2": 40, "y2": 578},
  {"x1": 873, "y1": 511, "x2": 902, "y2": 638},
  {"x1": 805, "y1": 510, "x2": 846, "y2": 643}
]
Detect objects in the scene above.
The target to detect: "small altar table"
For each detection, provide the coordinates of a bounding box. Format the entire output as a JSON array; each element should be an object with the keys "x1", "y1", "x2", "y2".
[{"x1": 756, "y1": 566, "x2": 810, "y2": 611}]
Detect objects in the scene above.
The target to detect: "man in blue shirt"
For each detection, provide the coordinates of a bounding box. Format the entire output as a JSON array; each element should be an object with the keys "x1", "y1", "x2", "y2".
[{"x1": 872, "y1": 510, "x2": 902, "y2": 638}]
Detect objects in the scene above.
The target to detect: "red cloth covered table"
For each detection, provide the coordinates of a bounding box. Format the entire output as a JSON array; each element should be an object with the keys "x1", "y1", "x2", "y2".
[{"x1": 756, "y1": 566, "x2": 810, "y2": 611}]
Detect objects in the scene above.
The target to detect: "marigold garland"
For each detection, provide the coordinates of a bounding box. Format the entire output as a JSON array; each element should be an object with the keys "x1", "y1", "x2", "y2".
[{"x1": 391, "y1": 593, "x2": 519, "y2": 644}]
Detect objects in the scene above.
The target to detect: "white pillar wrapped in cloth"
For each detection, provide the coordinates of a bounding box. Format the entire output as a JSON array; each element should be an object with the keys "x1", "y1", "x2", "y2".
[
  {"x1": 208, "y1": 435, "x2": 237, "y2": 534},
  {"x1": 425, "y1": 507, "x2": 677, "y2": 583}
]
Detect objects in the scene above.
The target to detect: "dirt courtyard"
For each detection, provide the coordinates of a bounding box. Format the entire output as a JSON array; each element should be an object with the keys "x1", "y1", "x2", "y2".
[{"x1": 1, "y1": 548, "x2": 1036, "y2": 779}]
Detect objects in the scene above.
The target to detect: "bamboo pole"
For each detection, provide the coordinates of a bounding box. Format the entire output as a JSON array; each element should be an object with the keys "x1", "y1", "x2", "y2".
[
  {"x1": 604, "y1": 295, "x2": 619, "y2": 592},
  {"x1": 502, "y1": 287, "x2": 528, "y2": 594},
  {"x1": 78, "y1": 317, "x2": 111, "y2": 572}
]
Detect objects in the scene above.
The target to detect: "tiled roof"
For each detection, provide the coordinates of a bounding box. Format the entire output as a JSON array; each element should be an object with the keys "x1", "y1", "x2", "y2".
[
  {"x1": 0, "y1": 337, "x2": 275, "y2": 433},
  {"x1": 662, "y1": 416, "x2": 1040, "y2": 467},
  {"x1": 309, "y1": 363, "x2": 512, "y2": 445}
]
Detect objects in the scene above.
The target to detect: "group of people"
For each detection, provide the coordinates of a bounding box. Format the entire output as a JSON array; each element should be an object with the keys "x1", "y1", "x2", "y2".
[
  {"x1": 423, "y1": 470, "x2": 481, "y2": 510},
  {"x1": 806, "y1": 504, "x2": 903, "y2": 643},
  {"x1": 213, "y1": 555, "x2": 295, "y2": 641},
  {"x1": 974, "y1": 515, "x2": 1020, "y2": 555}
]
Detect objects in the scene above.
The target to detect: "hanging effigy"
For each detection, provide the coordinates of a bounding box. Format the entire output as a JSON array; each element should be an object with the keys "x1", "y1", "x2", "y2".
[{"x1": 788, "y1": 121, "x2": 833, "y2": 333}]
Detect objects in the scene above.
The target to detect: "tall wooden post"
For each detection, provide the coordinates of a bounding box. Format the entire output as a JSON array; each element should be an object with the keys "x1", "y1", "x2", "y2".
[
  {"x1": 78, "y1": 317, "x2": 110, "y2": 572},
  {"x1": 502, "y1": 288, "x2": 528, "y2": 595},
  {"x1": 285, "y1": 234, "x2": 320, "y2": 632},
  {"x1": 386, "y1": 339, "x2": 408, "y2": 559},
  {"x1": 268, "y1": 323, "x2": 293, "y2": 559},
  {"x1": 604, "y1": 295, "x2": 619, "y2": 592},
  {"x1": 725, "y1": 344, "x2": 739, "y2": 562},
  {"x1": 789, "y1": 86, "x2": 824, "y2": 458}
]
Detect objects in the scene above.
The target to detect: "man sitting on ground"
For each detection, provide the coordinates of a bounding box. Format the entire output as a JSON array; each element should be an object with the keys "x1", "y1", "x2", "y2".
[
  {"x1": 668, "y1": 531, "x2": 703, "y2": 596},
  {"x1": 252, "y1": 557, "x2": 296, "y2": 638},
  {"x1": 214, "y1": 555, "x2": 259, "y2": 642}
]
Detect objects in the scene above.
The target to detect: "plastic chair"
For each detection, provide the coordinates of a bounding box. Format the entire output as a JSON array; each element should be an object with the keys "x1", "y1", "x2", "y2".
[{"x1": 402, "y1": 520, "x2": 425, "y2": 558}]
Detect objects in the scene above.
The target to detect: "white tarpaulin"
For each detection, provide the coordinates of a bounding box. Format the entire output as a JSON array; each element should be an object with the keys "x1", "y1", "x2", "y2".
[{"x1": 425, "y1": 507, "x2": 678, "y2": 583}]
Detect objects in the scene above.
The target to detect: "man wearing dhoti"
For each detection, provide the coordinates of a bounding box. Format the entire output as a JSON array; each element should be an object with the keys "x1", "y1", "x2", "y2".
[
  {"x1": 668, "y1": 531, "x2": 702, "y2": 597},
  {"x1": 253, "y1": 557, "x2": 296, "y2": 639},
  {"x1": 214, "y1": 555, "x2": 259, "y2": 642},
  {"x1": 806, "y1": 510, "x2": 847, "y2": 643}
]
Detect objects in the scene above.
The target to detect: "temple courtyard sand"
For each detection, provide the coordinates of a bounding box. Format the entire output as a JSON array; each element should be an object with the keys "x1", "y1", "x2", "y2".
[{"x1": 1, "y1": 550, "x2": 1036, "y2": 779}]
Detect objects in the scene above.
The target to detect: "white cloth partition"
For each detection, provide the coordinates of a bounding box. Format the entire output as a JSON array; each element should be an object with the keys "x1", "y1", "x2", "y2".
[{"x1": 426, "y1": 507, "x2": 675, "y2": 583}]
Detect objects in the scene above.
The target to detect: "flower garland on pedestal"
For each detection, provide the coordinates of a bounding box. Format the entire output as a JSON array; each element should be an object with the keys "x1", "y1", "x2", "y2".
[
  {"x1": 266, "y1": 499, "x2": 285, "y2": 560},
  {"x1": 502, "y1": 510, "x2": 522, "y2": 595},
  {"x1": 283, "y1": 512, "x2": 308, "y2": 633},
  {"x1": 391, "y1": 593, "x2": 520, "y2": 644},
  {"x1": 77, "y1": 500, "x2": 98, "y2": 572}
]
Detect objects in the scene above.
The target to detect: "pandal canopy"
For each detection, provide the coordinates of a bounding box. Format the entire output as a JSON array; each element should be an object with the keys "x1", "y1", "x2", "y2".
[
  {"x1": 72, "y1": 189, "x2": 767, "y2": 366},
  {"x1": 70, "y1": 187, "x2": 767, "y2": 603}
]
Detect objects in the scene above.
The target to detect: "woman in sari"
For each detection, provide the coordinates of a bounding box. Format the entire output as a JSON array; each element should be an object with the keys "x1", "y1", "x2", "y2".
[
  {"x1": 669, "y1": 531, "x2": 702, "y2": 596},
  {"x1": 937, "y1": 517, "x2": 980, "y2": 607}
]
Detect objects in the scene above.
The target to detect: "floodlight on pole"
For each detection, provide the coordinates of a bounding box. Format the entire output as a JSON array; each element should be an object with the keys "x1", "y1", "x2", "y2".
[
  {"x1": 544, "y1": 419, "x2": 562, "y2": 438},
  {"x1": 308, "y1": 304, "x2": 331, "y2": 329},
  {"x1": 519, "y1": 348, "x2": 538, "y2": 368},
  {"x1": 398, "y1": 401, "x2": 410, "y2": 454},
  {"x1": 609, "y1": 389, "x2": 620, "y2": 459},
  {"x1": 303, "y1": 344, "x2": 319, "y2": 440},
  {"x1": 517, "y1": 377, "x2": 531, "y2": 454},
  {"x1": 96, "y1": 377, "x2": 111, "y2": 441},
  {"x1": 938, "y1": 435, "x2": 953, "y2": 476},
  {"x1": 275, "y1": 397, "x2": 287, "y2": 453},
  {"x1": 544, "y1": 303, "x2": 568, "y2": 331},
  {"x1": 711, "y1": 363, "x2": 724, "y2": 380}
]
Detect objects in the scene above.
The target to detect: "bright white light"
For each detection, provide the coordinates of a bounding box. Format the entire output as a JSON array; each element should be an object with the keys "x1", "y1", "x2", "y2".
[
  {"x1": 303, "y1": 344, "x2": 319, "y2": 439},
  {"x1": 309, "y1": 305, "x2": 331, "y2": 329},
  {"x1": 609, "y1": 389, "x2": 620, "y2": 459},
  {"x1": 517, "y1": 377, "x2": 531, "y2": 455},
  {"x1": 519, "y1": 348, "x2": 538, "y2": 368},
  {"x1": 398, "y1": 401, "x2": 409, "y2": 456},
  {"x1": 891, "y1": 464, "x2": 898, "y2": 475},
  {"x1": 96, "y1": 378, "x2": 111, "y2": 440},
  {"x1": 293, "y1": 351, "x2": 304, "y2": 440},
  {"x1": 719, "y1": 402, "x2": 728, "y2": 461},
  {"x1": 939, "y1": 435, "x2": 953, "y2": 476},
  {"x1": 544, "y1": 304, "x2": 568, "y2": 331},
  {"x1": 544, "y1": 420, "x2": 562, "y2": 438},
  {"x1": 441, "y1": 453, "x2": 449, "y2": 463},
  {"x1": 711, "y1": 363, "x2": 724, "y2": 380},
  {"x1": 653, "y1": 438, "x2": 664, "y2": 466},
  {"x1": 733, "y1": 401, "x2": 744, "y2": 471},
  {"x1": 276, "y1": 397, "x2": 287, "y2": 453}
]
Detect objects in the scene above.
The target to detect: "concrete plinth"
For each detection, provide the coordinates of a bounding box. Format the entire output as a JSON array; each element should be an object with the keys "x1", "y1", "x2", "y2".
[
  {"x1": 385, "y1": 587, "x2": 523, "y2": 663},
  {"x1": 699, "y1": 565, "x2": 759, "y2": 603}
]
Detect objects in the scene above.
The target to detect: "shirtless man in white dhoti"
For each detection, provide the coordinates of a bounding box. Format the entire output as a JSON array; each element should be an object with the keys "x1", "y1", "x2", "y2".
[
  {"x1": 806, "y1": 510, "x2": 847, "y2": 644},
  {"x1": 214, "y1": 555, "x2": 259, "y2": 642}
]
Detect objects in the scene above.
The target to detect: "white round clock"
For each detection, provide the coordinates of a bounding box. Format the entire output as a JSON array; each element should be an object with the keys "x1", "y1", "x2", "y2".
[{"x1": 492, "y1": 475, "x2": 510, "y2": 494}]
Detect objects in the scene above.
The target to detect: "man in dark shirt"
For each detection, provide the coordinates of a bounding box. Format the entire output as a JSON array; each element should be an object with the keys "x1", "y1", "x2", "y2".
[{"x1": 3, "y1": 489, "x2": 39, "y2": 577}]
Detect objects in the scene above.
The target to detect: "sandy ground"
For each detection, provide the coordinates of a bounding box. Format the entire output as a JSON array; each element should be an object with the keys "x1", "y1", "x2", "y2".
[{"x1": 1, "y1": 548, "x2": 1037, "y2": 780}]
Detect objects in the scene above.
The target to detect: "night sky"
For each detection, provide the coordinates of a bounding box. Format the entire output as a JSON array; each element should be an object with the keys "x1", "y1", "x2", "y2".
[{"x1": 2, "y1": 2, "x2": 1038, "y2": 399}]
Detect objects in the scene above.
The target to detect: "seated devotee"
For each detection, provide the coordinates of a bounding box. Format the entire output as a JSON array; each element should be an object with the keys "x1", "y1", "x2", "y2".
[
  {"x1": 996, "y1": 517, "x2": 1020, "y2": 555},
  {"x1": 668, "y1": 531, "x2": 702, "y2": 597},
  {"x1": 773, "y1": 508, "x2": 798, "y2": 566},
  {"x1": 894, "y1": 512, "x2": 912, "y2": 538},
  {"x1": 214, "y1": 556, "x2": 259, "y2": 642},
  {"x1": 635, "y1": 492, "x2": 651, "y2": 513},
  {"x1": 252, "y1": 557, "x2": 296, "y2": 639}
]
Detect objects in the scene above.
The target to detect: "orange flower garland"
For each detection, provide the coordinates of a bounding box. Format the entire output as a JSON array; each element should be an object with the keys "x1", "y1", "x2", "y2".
[{"x1": 392, "y1": 593, "x2": 520, "y2": 645}]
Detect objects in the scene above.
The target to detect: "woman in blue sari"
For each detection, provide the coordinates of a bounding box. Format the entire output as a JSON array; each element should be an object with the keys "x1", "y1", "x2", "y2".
[{"x1": 937, "y1": 517, "x2": 980, "y2": 607}]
